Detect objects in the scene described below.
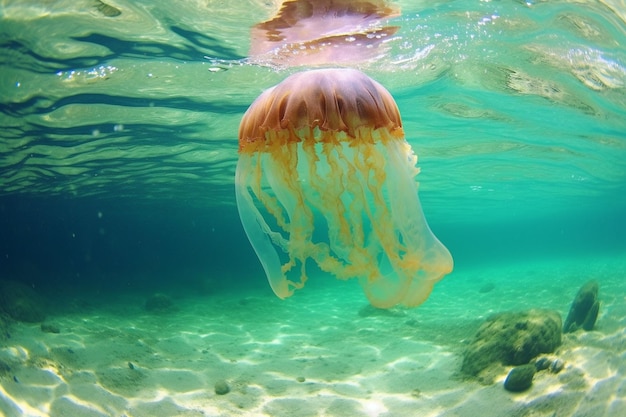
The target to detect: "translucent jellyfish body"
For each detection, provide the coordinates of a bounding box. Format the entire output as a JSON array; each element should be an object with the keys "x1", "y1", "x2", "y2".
[{"x1": 236, "y1": 68, "x2": 453, "y2": 308}]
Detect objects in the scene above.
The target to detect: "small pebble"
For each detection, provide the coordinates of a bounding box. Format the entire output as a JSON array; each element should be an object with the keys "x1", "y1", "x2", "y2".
[
  {"x1": 550, "y1": 358, "x2": 564, "y2": 373},
  {"x1": 296, "y1": 376, "x2": 305, "y2": 383},
  {"x1": 41, "y1": 323, "x2": 61, "y2": 334},
  {"x1": 535, "y1": 357, "x2": 551, "y2": 371},
  {"x1": 479, "y1": 282, "x2": 495, "y2": 293},
  {"x1": 504, "y1": 364, "x2": 535, "y2": 392},
  {"x1": 214, "y1": 380, "x2": 230, "y2": 395}
]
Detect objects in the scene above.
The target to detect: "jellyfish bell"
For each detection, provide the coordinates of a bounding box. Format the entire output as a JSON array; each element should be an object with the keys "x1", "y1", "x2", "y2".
[
  {"x1": 250, "y1": 0, "x2": 400, "y2": 67},
  {"x1": 236, "y1": 68, "x2": 453, "y2": 308}
]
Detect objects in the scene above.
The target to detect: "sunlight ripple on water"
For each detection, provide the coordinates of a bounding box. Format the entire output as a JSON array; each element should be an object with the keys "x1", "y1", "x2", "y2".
[{"x1": 0, "y1": 0, "x2": 625, "y2": 223}]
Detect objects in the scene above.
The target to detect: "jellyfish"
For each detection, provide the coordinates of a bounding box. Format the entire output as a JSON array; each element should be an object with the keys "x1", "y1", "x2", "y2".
[
  {"x1": 236, "y1": 68, "x2": 453, "y2": 308},
  {"x1": 249, "y1": 0, "x2": 400, "y2": 67}
]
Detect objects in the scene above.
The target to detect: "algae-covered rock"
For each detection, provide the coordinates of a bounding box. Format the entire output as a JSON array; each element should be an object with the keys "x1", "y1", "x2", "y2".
[
  {"x1": 0, "y1": 280, "x2": 46, "y2": 322},
  {"x1": 504, "y1": 364, "x2": 535, "y2": 392},
  {"x1": 563, "y1": 281, "x2": 599, "y2": 333},
  {"x1": 461, "y1": 309, "x2": 561, "y2": 381}
]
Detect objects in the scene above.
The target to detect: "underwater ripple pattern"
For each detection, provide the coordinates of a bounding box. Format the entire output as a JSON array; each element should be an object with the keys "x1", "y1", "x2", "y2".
[{"x1": 0, "y1": 0, "x2": 625, "y2": 218}]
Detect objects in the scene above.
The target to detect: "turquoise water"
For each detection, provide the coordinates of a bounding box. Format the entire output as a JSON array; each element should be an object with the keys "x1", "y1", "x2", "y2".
[
  {"x1": 1, "y1": 0, "x2": 624, "y2": 278},
  {"x1": 1, "y1": 1, "x2": 626, "y2": 416}
]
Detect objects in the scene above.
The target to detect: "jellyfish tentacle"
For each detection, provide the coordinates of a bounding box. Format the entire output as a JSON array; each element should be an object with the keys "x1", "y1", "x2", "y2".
[
  {"x1": 308, "y1": 134, "x2": 352, "y2": 258},
  {"x1": 236, "y1": 156, "x2": 295, "y2": 298},
  {"x1": 382, "y1": 136, "x2": 453, "y2": 307},
  {"x1": 264, "y1": 141, "x2": 314, "y2": 286}
]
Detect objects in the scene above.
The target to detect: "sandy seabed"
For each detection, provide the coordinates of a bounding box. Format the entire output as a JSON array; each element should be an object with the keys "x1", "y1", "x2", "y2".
[{"x1": 1, "y1": 254, "x2": 625, "y2": 417}]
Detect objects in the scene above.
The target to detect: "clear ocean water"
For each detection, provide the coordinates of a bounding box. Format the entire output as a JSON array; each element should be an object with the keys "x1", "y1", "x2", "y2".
[{"x1": 1, "y1": 1, "x2": 625, "y2": 416}]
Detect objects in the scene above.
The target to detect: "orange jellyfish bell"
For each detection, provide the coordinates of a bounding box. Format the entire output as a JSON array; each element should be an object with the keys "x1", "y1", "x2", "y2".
[{"x1": 236, "y1": 68, "x2": 453, "y2": 308}]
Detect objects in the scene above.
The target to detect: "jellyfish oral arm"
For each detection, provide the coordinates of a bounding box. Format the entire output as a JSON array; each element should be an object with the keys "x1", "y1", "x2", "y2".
[{"x1": 235, "y1": 156, "x2": 294, "y2": 299}]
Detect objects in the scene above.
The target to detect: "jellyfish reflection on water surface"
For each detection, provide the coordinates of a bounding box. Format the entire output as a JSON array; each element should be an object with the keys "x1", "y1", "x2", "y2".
[
  {"x1": 236, "y1": 68, "x2": 453, "y2": 308},
  {"x1": 249, "y1": 0, "x2": 400, "y2": 68}
]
